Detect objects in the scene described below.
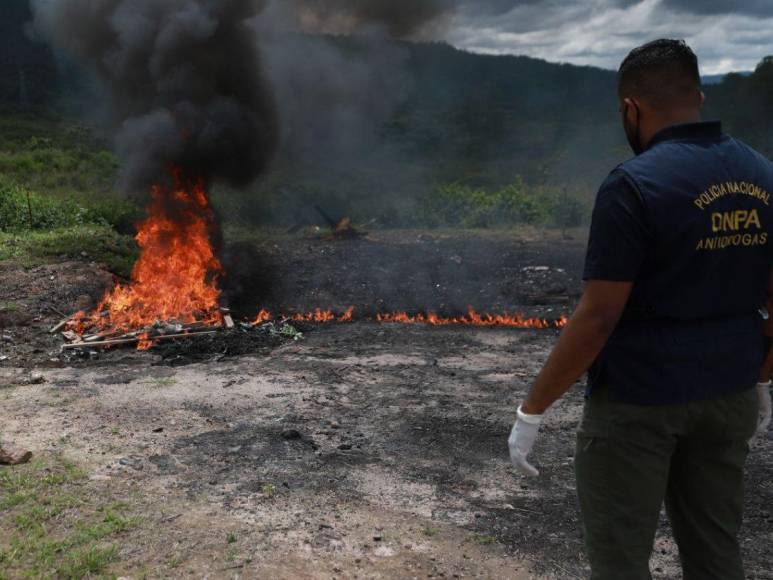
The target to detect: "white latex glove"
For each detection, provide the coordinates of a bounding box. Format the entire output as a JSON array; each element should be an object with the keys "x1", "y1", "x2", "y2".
[
  {"x1": 508, "y1": 406, "x2": 543, "y2": 477},
  {"x1": 756, "y1": 381, "x2": 772, "y2": 440}
]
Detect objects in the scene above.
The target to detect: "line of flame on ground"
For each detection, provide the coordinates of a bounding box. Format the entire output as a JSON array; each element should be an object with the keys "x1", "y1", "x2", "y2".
[{"x1": 254, "y1": 307, "x2": 567, "y2": 329}]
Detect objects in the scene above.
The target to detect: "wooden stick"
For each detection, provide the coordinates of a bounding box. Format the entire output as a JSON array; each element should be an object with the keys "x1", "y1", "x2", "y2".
[
  {"x1": 49, "y1": 315, "x2": 74, "y2": 334},
  {"x1": 47, "y1": 305, "x2": 67, "y2": 318},
  {"x1": 223, "y1": 314, "x2": 235, "y2": 329},
  {"x1": 60, "y1": 330, "x2": 220, "y2": 350},
  {"x1": 61, "y1": 336, "x2": 140, "y2": 350}
]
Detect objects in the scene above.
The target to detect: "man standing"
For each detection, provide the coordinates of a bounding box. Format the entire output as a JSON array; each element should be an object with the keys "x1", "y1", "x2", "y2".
[{"x1": 508, "y1": 39, "x2": 773, "y2": 579}]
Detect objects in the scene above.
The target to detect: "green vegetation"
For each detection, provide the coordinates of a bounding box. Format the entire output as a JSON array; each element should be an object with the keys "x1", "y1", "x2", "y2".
[
  {"x1": 422, "y1": 526, "x2": 440, "y2": 537},
  {"x1": 0, "y1": 301, "x2": 20, "y2": 312},
  {"x1": 260, "y1": 483, "x2": 277, "y2": 498},
  {"x1": 0, "y1": 455, "x2": 138, "y2": 578},
  {"x1": 0, "y1": 176, "x2": 138, "y2": 232},
  {"x1": 0, "y1": 114, "x2": 140, "y2": 275},
  {"x1": 142, "y1": 377, "x2": 178, "y2": 388},
  {"x1": 419, "y1": 179, "x2": 586, "y2": 229},
  {"x1": 0, "y1": 114, "x2": 120, "y2": 198},
  {"x1": 0, "y1": 224, "x2": 137, "y2": 278}
]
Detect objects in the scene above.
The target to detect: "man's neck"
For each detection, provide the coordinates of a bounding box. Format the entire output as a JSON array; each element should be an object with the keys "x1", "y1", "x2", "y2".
[{"x1": 641, "y1": 109, "x2": 702, "y2": 150}]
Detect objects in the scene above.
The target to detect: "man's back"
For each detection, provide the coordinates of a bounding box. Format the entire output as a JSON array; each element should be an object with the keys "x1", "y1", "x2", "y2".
[
  {"x1": 621, "y1": 123, "x2": 773, "y2": 320},
  {"x1": 585, "y1": 122, "x2": 773, "y2": 404}
]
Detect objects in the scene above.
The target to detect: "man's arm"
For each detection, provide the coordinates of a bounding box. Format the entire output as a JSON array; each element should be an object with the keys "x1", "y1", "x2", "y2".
[
  {"x1": 760, "y1": 268, "x2": 773, "y2": 381},
  {"x1": 752, "y1": 269, "x2": 773, "y2": 442},
  {"x1": 508, "y1": 171, "x2": 645, "y2": 476},
  {"x1": 507, "y1": 280, "x2": 633, "y2": 476},
  {"x1": 520, "y1": 280, "x2": 633, "y2": 415}
]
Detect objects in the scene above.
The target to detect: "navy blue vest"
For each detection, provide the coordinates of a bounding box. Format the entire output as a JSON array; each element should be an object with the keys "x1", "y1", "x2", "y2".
[{"x1": 589, "y1": 122, "x2": 773, "y2": 405}]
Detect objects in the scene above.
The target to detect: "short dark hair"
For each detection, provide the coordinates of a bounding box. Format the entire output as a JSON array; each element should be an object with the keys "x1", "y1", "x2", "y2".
[{"x1": 618, "y1": 39, "x2": 701, "y2": 108}]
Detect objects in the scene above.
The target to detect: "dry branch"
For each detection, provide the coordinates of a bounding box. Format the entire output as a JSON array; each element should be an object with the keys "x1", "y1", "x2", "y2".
[
  {"x1": 49, "y1": 316, "x2": 73, "y2": 334},
  {"x1": 60, "y1": 329, "x2": 221, "y2": 350}
]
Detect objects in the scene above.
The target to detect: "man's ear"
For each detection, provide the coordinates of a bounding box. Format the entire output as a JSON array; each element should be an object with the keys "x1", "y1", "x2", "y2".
[
  {"x1": 623, "y1": 97, "x2": 639, "y2": 123},
  {"x1": 699, "y1": 91, "x2": 706, "y2": 107}
]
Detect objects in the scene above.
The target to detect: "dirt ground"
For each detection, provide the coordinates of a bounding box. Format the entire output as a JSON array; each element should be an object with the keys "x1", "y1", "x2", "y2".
[{"x1": 1, "y1": 232, "x2": 772, "y2": 579}]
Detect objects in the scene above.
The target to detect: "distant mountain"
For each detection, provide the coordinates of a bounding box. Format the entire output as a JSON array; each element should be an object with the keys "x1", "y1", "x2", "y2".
[{"x1": 702, "y1": 71, "x2": 753, "y2": 85}]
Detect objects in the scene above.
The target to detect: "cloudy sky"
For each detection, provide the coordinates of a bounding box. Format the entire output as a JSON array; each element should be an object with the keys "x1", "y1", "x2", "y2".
[{"x1": 445, "y1": 0, "x2": 773, "y2": 74}]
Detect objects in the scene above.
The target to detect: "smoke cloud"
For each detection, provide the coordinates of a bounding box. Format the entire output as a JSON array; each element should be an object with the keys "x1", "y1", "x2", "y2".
[
  {"x1": 289, "y1": 0, "x2": 454, "y2": 38},
  {"x1": 30, "y1": 0, "x2": 458, "y2": 195},
  {"x1": 31, "y1": 0, "x2": 279, "y2": 193}
]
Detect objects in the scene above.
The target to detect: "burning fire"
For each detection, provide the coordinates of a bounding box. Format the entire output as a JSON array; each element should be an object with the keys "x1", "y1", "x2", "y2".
[
  {"x1": 65, "y1": 169, "x2": 565, "y2": 353},
  {"x1": 254, "y1": 307, "x2": 567, "y2": 329},
  {"x1": 75, "y1": 169, "x2": 223, "y2": 338}
]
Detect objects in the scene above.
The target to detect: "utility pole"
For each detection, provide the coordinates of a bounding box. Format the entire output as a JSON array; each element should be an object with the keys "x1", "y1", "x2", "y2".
[{"x1": 26, "y1": 189, "x2": 34, "y2": 229}]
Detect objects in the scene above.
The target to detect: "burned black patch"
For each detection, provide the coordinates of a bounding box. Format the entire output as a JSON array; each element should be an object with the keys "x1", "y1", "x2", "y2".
[
  {"x1": 151, "y1": 330, "x2": 285, "y2": 366},
  {"x1": 170, "y1": 423, "x2": 371, "y2": 499},
  {"x1": 223, "y1": 236, "x2": 583, "y2": 321}
]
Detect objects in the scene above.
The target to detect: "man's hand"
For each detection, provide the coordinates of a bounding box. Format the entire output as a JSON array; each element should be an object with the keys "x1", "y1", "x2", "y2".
[
  {"x1": 756, "y1": 381, "x2": 772, "y2": 440},
  {"x1": 508, "y1": 406, "x2": 543, "y2": 477}
]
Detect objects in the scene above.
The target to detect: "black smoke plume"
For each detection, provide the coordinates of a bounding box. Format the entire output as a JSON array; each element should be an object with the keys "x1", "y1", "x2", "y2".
[{"x1": 31, "y1": 0, "x2": 278, "y2": 193}]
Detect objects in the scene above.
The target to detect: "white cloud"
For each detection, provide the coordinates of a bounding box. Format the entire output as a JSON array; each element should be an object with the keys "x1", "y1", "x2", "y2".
[{"x1": 446, "y1": 0, "x2": 773, "y2": 74}]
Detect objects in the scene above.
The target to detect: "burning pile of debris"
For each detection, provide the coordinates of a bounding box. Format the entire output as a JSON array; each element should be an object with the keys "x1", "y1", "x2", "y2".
[
  {"x1": 55, "y1": 309, "x2": 233, "y2": 352},
  {"x1": 53, "y1": 170, "x2": 233, "y2": 352}
]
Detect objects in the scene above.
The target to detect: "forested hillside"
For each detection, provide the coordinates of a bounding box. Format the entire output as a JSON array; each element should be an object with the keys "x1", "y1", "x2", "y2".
[{"x1": 1, "y1": 0, "x2": 770, "y2": 226}]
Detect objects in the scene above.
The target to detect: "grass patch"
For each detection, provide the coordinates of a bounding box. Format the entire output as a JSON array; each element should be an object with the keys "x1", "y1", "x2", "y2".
[
  {"x1": 0, "y1": 224, "x2": 137, "y2": 277},
  {"x1": 422, "y1": 526, "x2": 440, "y2": 537},
  {"x1": 474, "y1": 534, "x2": 498, "y2": 545},
  {"x1": 260, "y1": 483, "x2": 277, "y2": 498},
  {"x1": 0, "y1": 176, "x2": 141, "y2": 232},
  {"x1": 143, "y1": 377, "x2": 177, "y2": 389},
  {"x1": 418, "y1": 180, "x2": 588, "y2": 229},
  {"x1": 0, "y1": 114, "x2": 119, "y2": 199},
  {"x1": 0, "y1": 455, "x2": 138, "y2": 578}
]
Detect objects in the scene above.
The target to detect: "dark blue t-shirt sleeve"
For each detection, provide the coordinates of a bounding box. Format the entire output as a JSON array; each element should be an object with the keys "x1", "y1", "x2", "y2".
[{"x1": 583, "y1": 170, "x2": 648, "y2": 282}]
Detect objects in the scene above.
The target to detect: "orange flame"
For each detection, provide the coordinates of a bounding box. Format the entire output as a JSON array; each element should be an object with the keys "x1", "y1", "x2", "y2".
[
  {"x1": 253, "y1": 307, "x2": 567, "y2": 329},
  {"x1": 253, "y1": 309, "x2": 273, "y2": 324},
  {"x1": 79, "y1": 169, "x2": 223, "y2": 334},
  {"x1": 376, "y1": 307, "x2": 566, "y2": 328},
  {"x1": 137, "y1": 332, "x2": 157, "y2": 351}
]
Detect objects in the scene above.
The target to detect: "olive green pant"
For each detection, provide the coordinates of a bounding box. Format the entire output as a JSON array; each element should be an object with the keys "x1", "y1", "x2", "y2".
[{"x1": 575, "y1": 386, "x2": 758, "y2": 580}]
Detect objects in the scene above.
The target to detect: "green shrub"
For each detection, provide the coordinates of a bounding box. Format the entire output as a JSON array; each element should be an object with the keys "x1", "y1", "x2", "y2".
[
  {"x1": 0, "y1": 225, "x2": 138, "y2": 277},
  {"x1": 0, "y1": 177, "x2": 140, "y2": 232},
  {"x1": 0, "y1": 178, "x2": 90, "y2": 230},
  {"x1": 418, "y1": 178, "x2": 585, "y2": 228}
]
